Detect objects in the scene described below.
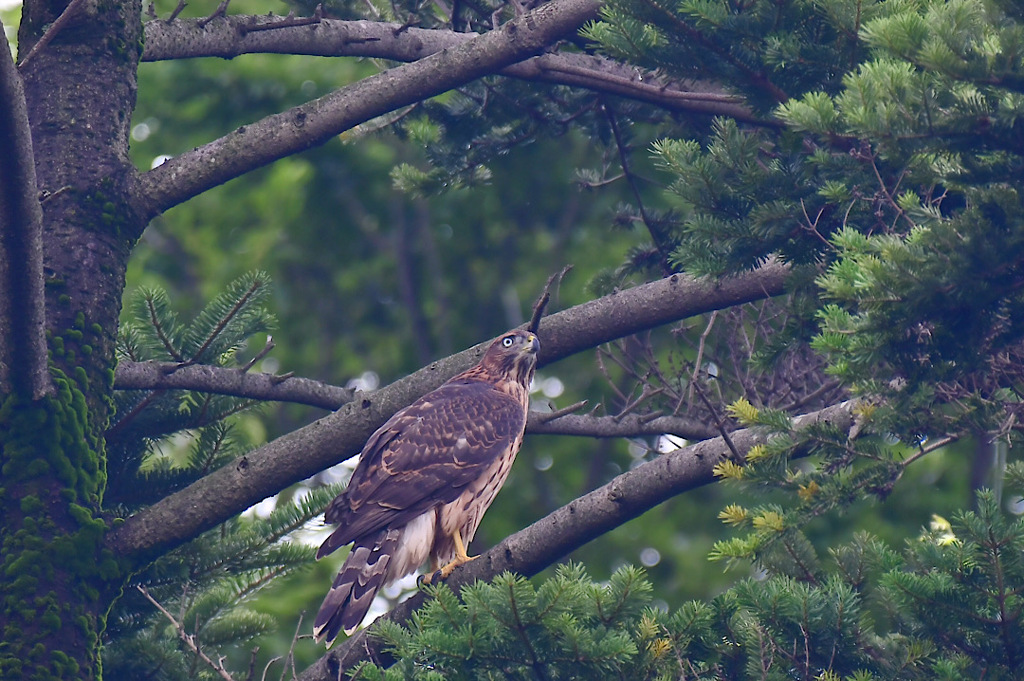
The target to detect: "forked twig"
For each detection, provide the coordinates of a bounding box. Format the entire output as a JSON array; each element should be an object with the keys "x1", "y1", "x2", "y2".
[
  {"x1": 137, "y1": 586, "x2": 236, "y2": 681},
  {"x1": 241, "y1": 5, "x2": 325, "y2": 35},
  {"x1": 528, "y1": 265, "x2": 572, "y2": 334},
  {"x1": 536, "y1": 399, "x2": 588, "y2": 424},
  {"x1": 690, "y1": 380, "x2": 742, "y2": 463}
]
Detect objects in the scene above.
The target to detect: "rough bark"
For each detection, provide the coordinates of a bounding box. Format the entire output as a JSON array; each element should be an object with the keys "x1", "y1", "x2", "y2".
[
  {"x1": 4, "y1": 0, "x2": 144, "y2": 677},
  {"x1": 107, "y1": 262, "x2": 791, "y2": 562},
  {"x1": 298, "y1": 400, "x2": 857, "y2": 680},
  {"x1": 0, "y1": 32, "x2": 50, "y2": 399}
]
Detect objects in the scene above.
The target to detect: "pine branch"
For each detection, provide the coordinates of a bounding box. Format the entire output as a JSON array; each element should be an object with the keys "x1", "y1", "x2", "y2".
[
  {"x1": 107, "y1": 262, "x2": 791, "y2": 563},
  {"x1": 133, "y1": 0, "x2": 604, "y2": 220},
  {"x1": 141, "y1": 17, "x2": 762, "y2": 124},
  {"x1": 298, "y1": 400, "x2": 858, "y2": 681},
  {"x1": 0, "y1": 34, "x2": 52, "y2": 399}
]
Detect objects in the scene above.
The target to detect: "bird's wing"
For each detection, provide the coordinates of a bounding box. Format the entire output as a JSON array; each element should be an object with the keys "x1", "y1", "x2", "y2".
[{"x1": 318, "y1": 379, "x2": 525, "y2": 558}]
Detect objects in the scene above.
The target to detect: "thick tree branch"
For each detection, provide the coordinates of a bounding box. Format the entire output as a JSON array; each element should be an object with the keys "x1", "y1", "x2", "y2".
[
  {"x1": 0, "y1": 35, "x2": 52, "y2": 399},
  {"x1": 298, "y1": 399, "x2": 858, "y2": 680},
  {"x1": 133, "y1": 0, "x2": 603, "y2": 219},
  {"x1": 106, "y1": 261, "x2": 791, "y2": 563},
  {"x1": 141, "y1": 16, "x2": 760, "y2": 123},
  {"x1": 114, "y1": 361, "x2": 353, "y2": 410}
]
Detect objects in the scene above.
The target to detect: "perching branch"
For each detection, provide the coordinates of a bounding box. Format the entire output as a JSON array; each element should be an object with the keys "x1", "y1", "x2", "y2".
[
  {"x1": 141, "y1": 16, "x2": 761, "y2": 124},
  {"x1": 0, "y1": 34, "x2": 52, "y2": 399},
  {"x1": 107, "y1": 261, "x2": 791, "y2": 563},
  {"x1": 297, "y1": 400, "x2": 858, "y2": 681},
  {"x1": 133, "y1": 0, "x2": 603, "y2": 220}
]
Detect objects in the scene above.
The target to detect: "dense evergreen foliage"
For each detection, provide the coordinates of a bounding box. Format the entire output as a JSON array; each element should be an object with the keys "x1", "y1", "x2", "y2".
[{"x1": 354, "y1": 480, "x2": 1024, "y2": 680}]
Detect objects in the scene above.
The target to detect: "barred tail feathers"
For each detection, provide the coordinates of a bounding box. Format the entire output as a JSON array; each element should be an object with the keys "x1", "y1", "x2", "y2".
[{"x1": 313, "y1": 528, "x2": 400, "y2": 645}]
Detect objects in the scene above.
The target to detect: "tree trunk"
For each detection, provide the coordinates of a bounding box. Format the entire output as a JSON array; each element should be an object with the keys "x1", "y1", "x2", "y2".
[{"x1": 1, "y1": 1, "x2": 143, "y2": 678}]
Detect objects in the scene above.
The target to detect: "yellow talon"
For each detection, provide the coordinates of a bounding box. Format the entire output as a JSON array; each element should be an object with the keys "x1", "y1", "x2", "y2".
[{"x1": 421, "y1": 530, "x2": 477, "y2": 584}]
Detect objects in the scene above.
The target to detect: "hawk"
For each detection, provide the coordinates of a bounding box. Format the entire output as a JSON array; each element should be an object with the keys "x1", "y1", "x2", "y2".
[{"x1": 313, "y1": 329, "x2": 540, "y2": 645}]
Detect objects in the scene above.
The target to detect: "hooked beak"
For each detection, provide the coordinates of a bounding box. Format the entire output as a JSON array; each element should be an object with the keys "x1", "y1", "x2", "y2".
[{"x1": 524, "y1": 334, "x2": 540, "y2": 355}]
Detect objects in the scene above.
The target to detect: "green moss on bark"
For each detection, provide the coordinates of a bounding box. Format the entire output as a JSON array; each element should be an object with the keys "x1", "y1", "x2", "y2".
[{"x1": 0, "y1": 360, "x2": 124, "y2": 680}]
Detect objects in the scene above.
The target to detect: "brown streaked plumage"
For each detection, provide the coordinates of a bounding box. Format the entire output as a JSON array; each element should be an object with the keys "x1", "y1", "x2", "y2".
[{"x1": 313, "y1": 329, "x2": 540, "y2": 645}]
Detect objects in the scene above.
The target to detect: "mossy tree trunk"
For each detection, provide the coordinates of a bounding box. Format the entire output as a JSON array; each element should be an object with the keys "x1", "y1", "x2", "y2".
[{"x1": 1, "y1": 0, "x2": 144, "y2": 678}]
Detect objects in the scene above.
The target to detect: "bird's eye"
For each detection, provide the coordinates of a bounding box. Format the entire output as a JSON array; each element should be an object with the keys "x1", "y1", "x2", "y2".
[{"x1": 502, "y1": 336, "x2": 515, "y2": 348}]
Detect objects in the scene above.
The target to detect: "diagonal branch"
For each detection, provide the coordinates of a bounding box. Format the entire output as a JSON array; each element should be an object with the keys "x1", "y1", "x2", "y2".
[
  {"x1": 141, "y1": 16, "x2": 761, "y2": 123},
  {"x1": 132, "y1": 0, "x2": 603, "y2": 220},
  {"x1": 106, "y1": 262, "x2": 791, "y2": 563},
  {"x1": 297, "y1": 400, "x2": 858, "y2": 680},
  {"x1": 0, "y1": 34, "x2": 52, "y2": 399}
]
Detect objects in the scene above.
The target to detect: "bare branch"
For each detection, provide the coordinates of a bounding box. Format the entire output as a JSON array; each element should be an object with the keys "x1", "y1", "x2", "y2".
[
  {"x1": 0, "y1": 34, "x2": 52, "y2": 399},
  {"x1": 112, "y1": 362, "x2": 717, "y2": 440},
  {"x1": 142, "y1": 16, "x2": 762, "y2": 124},
  {"x1": 137, "y1": 586, "x2": 237, "y2": 681},
  {"x1": 106, "y1": 262, "x2": 790, "y2": 563},
  {"x1": 133, "y1": 0, "x2": 604, "y2": 219},
  {"x1": 529, "y1": 265, "x2": 571, "y2": 334},
  {"x1": 298, "y1": 400, "x2": 858, "y2": 680},
  {"x1": 527, "y1": 411, "x2": 718, "y2": 440},
  {"x1": 114, "y1": 361, "x2": 353, "y2": 410}
]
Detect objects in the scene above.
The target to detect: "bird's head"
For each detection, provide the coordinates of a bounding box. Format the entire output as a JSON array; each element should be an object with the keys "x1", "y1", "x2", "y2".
[{"x1": 479, "y1": 329, "x2": 540, "y2": 387}]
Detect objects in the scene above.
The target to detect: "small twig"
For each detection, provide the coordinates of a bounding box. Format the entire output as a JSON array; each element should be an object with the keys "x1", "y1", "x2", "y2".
[
  {"x1": 240, "y1": 335, "x2": 276, "y2": 373},
  {"x1": 137, "y1": 586, "x2": 237, "y2": 681},
  {"x1": 603, "y1": 100, "x2": 668, "y2": 266},
  {"x1": 18, "y1": 0, "x2": 89, "y2": 68},
  {"x1": 535, "y1": 399, "x2": 588, "y2": 424},
  {"x1": 902, "y1": 435, "x2": 957, "y2": 468},
  {"x1": 529, "y1": 265, "x2": 572, "y2": 334},
  {"x1": 614, "y1": 387, "x2": 664, "y2": 422},
  {"x1": 166, "y1": 0, "x2": 188, "y2": 22},
  {"x1": 691, "y1": 380, "x2": 742, "y2": 463},
  {"x1": 779, "y1": 379, "x2": 842, "y2": 413},
  {"x1": 687, "y1": 311, "x2": 718, "y2": 405},
  {"x1": 197, "y1": 0, "x2": 232, "y2": 28},
  {"x1": 638, "y1": 410, "x2": 664, "y2": 424},
  {"x1": 241, "y1": 5, "x2": 325, "y2": 35},
  {"x1": 282, "y1": 612, "x2": 304, "y2": 681},
  {"x1": 260, "y1": 656, "x2": 282, "y2": 681}
]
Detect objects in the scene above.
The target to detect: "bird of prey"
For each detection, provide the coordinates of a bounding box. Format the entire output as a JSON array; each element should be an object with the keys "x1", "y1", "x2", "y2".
[{"x1": 313, "y1": 329, "x2": 540, "y2": 645}]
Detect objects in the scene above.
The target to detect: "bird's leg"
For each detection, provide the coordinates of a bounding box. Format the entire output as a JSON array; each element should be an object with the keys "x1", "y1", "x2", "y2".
[{"x1": 420, "y1": 530, "x2": 477, "y2": 585}]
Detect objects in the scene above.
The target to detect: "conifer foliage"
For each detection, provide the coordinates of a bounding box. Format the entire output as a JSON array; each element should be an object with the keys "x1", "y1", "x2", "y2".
[
  {"x1": 354, "y1": 475, "x2": 1024, "y2": 680},
  {"x1": 102, "y1": 273, "x2": 336, "y2": 679},
  {"x1": 588, "y1": 0, "x2": 1024, "y2": 446}
]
